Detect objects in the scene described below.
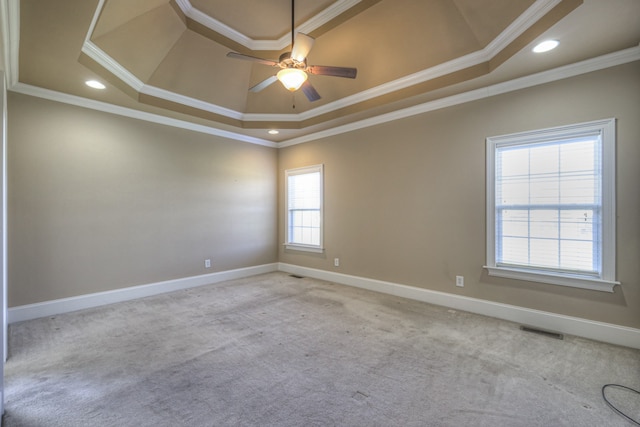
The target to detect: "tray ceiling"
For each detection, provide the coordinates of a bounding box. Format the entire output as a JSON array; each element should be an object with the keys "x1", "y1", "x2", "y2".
[{"x1": 12, "y1": 0, "x2": 640, "y2": 144}]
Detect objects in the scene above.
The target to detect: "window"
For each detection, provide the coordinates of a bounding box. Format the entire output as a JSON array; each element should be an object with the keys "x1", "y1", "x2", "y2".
[
  {"x1": 285, "y1": 164, "x2": 323, "y2": 252},
  {"x1": 485, "y1": 119, "x2": 618, "y2": 292}
]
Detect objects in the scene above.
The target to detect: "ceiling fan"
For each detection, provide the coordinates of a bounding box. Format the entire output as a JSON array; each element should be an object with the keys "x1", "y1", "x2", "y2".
[{"x1": 226, "y1": 0, "x2": 357, "y2": 102}]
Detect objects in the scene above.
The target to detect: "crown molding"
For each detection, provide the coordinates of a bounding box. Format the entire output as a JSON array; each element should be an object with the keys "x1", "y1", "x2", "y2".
[
  {"x1": 82, "y1": 41, "x2": 145, "y2": 91},
  {"x1": 85, "y1": 0, "x2": 105, "y2": 45},
  {"x1": 175, "y1": 0, "x2": 363, "y2": 51},
  {"x1": 81, "y1": 41, "x2": 245, "y2": 120},
  {"x1": 83, "y1": 0, "x2": 568, "y2": 125},
  {"x1": 10, "y1": 45, "x2": 638, "y2": 149},
  {"x1": 290, "y1": 0, "x2": 564, "y2": 122},
  {"x1": 246, "y1": 48, "x2": 491, "y2": 123},
  {"x1": 9, "y1": 83, "x2": 277, "y2": 148},
  {"x1": 278, "y1": 45, "x2": 640, "y2": 147},
  {"x1": 0, "y1": 0, "x2": 19, "y2": 88},
  {"x1": 484, "y1": 0, "x2": 562, "y2": 54},
  {"x1": 140, "y1": 84, "x2": 245, "y2": 120}
]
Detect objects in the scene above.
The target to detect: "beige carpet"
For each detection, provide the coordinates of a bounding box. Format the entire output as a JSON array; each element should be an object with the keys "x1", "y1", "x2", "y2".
[{"x1": 4, "y1": 272, "x2": 640, "y2": 426}]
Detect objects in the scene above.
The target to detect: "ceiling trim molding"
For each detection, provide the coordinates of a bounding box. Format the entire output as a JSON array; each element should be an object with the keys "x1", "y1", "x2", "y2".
[
  {"x1": 84, "y1": 0, "x2": 105, "y2": 46},
  {"x1": 83, "y1": 0, "x2": 568, "y2": 125},
  {"x1": 81, "y1": 40, "x2": 244, "y2": 120},
  {"x1": 9, "y1": 82, "x2": 277, "y2": 148},
  {"x1": 278, "y1": 45, "x2": 640, "y2": 147},
  {"x1": 245, "y1": 48, "x2": 490, "y2": 122},
  {"x1": 244, "y1": 0, "x2": 557, "y2": 122},
  {"x1": 484, "y1": 0, "x2": 562, "y2": 53},
  {"x1": 0, "y1": 0, "x2": 20, "y2": 88},
  {"x1": 9, "y1": 46, "x2": 638, "y2": 149},
  {"x1": 176, "y1": 0, "x2": 363, "y2": 51},
  {"x1": 139, "y1": 84, "x2": 245, "y2": 120},
  {"x1": 82, "y1": 41, "x2": 145, "y2": 91}
]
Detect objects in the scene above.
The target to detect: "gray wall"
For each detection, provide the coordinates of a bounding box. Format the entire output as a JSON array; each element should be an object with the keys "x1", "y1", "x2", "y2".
[
  {"x1": 7, "y1": 62, "x2": 640, "y2": 330},
  {"x1": 279, "y1": 61, "x2": 640, "y2": 329},
  {"x1": 8, "y1": 93, "x2": 278, "y2": 306}
]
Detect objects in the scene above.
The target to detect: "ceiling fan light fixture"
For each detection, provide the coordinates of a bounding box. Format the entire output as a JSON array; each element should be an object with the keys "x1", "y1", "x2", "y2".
[{"x1": 277, "y1": 68, "x2": 308, "y2": 91}]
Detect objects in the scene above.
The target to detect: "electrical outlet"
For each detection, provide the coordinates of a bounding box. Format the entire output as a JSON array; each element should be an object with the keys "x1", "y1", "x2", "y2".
[
  {"x1": 334, "y1": 258, "x2": 340, "y2": 267},
  {"x1": 205, "y1": 259, "x2": 211, "y2": 269},
  {"x1": 456, "y1": 276, "x2": 464, "y2": 287}
]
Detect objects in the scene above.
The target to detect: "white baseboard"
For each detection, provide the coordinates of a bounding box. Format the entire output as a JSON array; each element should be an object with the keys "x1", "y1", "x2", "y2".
[
  {"x1": 8, "y1": 263, "x2": 279, "y2": 323},
  {"x1": 9, "y1": 262, "x2": 639, "y2": 350},
  {"x1": 278, "y1": 263, "x2": 640, "y2": 350}
]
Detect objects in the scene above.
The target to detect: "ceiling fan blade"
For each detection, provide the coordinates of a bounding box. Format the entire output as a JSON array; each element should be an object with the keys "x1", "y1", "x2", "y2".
[
  {"x1": 227, "y1": 52, "x2": 278, "y2": 67},
  {"x1": 301, "y1": 80, "x2": 321, "y2": 102},
  {"x1": 249, "y1": 75, "x2": 278, "y2": 93},
  {"x1": 290, "y1": 33, "x2": 315, "y2": 62},
  {"x1": 307, "y1": 65, "x2": 357, "y2": 79}
]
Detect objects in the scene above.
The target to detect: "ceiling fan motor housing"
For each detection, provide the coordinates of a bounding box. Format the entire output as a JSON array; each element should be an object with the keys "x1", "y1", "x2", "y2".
[{"x1": 278, "y1": 52, "x2": 307, "y2": 70}]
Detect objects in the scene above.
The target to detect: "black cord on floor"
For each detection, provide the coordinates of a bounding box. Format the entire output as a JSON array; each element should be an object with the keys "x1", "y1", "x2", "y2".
[{"x1": 602, "y1": 384, "x2": 640, "y2": 426}]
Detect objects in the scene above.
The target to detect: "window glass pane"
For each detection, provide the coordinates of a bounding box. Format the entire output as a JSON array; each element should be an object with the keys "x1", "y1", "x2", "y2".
[
  {"x1": 310, "y1": 229, "x2": 320, "y2": 246},
  {"x1": 560, "y1": 139, "x2": 599, "y2": 205},
  {"x1": 288, "y1": 172, "x2": 320, "y2": 210},
  {"x1": 302, "y1": 227, "x2": 311, "y2": 244},
  {"x1": 530, "y1": 210, "x2": 558, "y2": 239},
  {"x1": 560, "y1": 240, "x2": 594, "y2": 272},
  {"x1": 302, "y1": 211, "x2": 312, "y2": 227},
  {"x1": 530, "y1": 175, "x2": 559, "y2": 205},
  {"x1": 560, "y1": 140, "x2": 595, "y2": 172},
  {"x1": 498, "y1": 179, "x2": 529, "y2": 205},
  {"x1": 559, "y1": 210, "x2": 593, "y2": 240},
  {"x1": 500, "y1": 149, "x2": 529, "y2": 177},
  {"x1": 311, "y1": 211, "x2": 320, "y2": 228},
  {"x1": 560, "y1": 176, "x2": 596, "y2": 204},
  {"x1": 530, "y1": 238, "x2": 558, "y2": 268},
  {"x1": 501, "y1": 237, "x2": 529, "y2": 265},
  {"x1": 501, "y1": 212, "x2": 529, "y2": 238},
  {"x1": 529, "y1": 144, "x2": 558, "y2": 175}
]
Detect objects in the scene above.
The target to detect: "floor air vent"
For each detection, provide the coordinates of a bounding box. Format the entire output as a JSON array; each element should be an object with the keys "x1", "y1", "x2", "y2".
[
  {"x1": 289, "y1": 274, "x2": 304, "y2": 279},
  {"x1": 520, "y1": 325, "x2": 564, "y2": 340}
]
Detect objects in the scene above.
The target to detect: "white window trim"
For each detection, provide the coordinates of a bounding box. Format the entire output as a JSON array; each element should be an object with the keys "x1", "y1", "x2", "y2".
[
  {"x1": 284, "y1": 164, "x2": 324, "y2": 253},
  {"x1": 484, "y1": 118, "x2": 619, "y2": 292}
]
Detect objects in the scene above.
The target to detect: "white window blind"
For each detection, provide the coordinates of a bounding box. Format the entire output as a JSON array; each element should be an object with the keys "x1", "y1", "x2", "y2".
[
  {"x1": 485, "y1": 119, "x2": 618, "y2": 292},
  {"x1": 496, "y1": 137, "x2": 601, "y2": 274},
  {"x1": 285, "y1": 165, "x2": 323, "y2": 251}
]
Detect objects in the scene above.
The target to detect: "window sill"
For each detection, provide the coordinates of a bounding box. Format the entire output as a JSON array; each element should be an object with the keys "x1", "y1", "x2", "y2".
[
  {"x1": 483, "y1": 265, "x2": 619, "y2": 292},
  {"x1": 284, "y1": 244, "x2": 324, "y2": 254}
]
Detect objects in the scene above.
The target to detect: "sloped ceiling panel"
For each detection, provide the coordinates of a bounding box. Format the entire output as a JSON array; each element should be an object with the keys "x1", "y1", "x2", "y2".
[
  {"x1": 92, "y1": 3, "x2": 186, "y2": 82},
  {"x1": 92, "y1": 0, "x2": 170, "y2": 39},
  {"x1": 147, "y1": 30, "x2": 253, "y2": 112},
  {"x1": 189, "y1": 0, "x2": 337, "y2": 40}
]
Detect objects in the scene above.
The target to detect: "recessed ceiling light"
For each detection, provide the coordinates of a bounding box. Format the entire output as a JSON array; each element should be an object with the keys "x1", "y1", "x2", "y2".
[
  {"x1": 532, "y1": 40, "x2": 559, "y2": 53},
  {"x1": 268, "y1": 130, "x2": 279, "y2": 135},
  {"x1": 85, "y1": 80, "x2": 106, "y2": 89}
]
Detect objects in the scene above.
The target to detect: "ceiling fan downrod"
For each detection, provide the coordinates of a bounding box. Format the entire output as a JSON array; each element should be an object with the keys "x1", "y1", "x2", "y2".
[
  {"x1": 291, "y1": 0, "x2": 295, "y2": 49},
  {"x1": 225, "y1": 0, "x2": 357, "y2": 102}
]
